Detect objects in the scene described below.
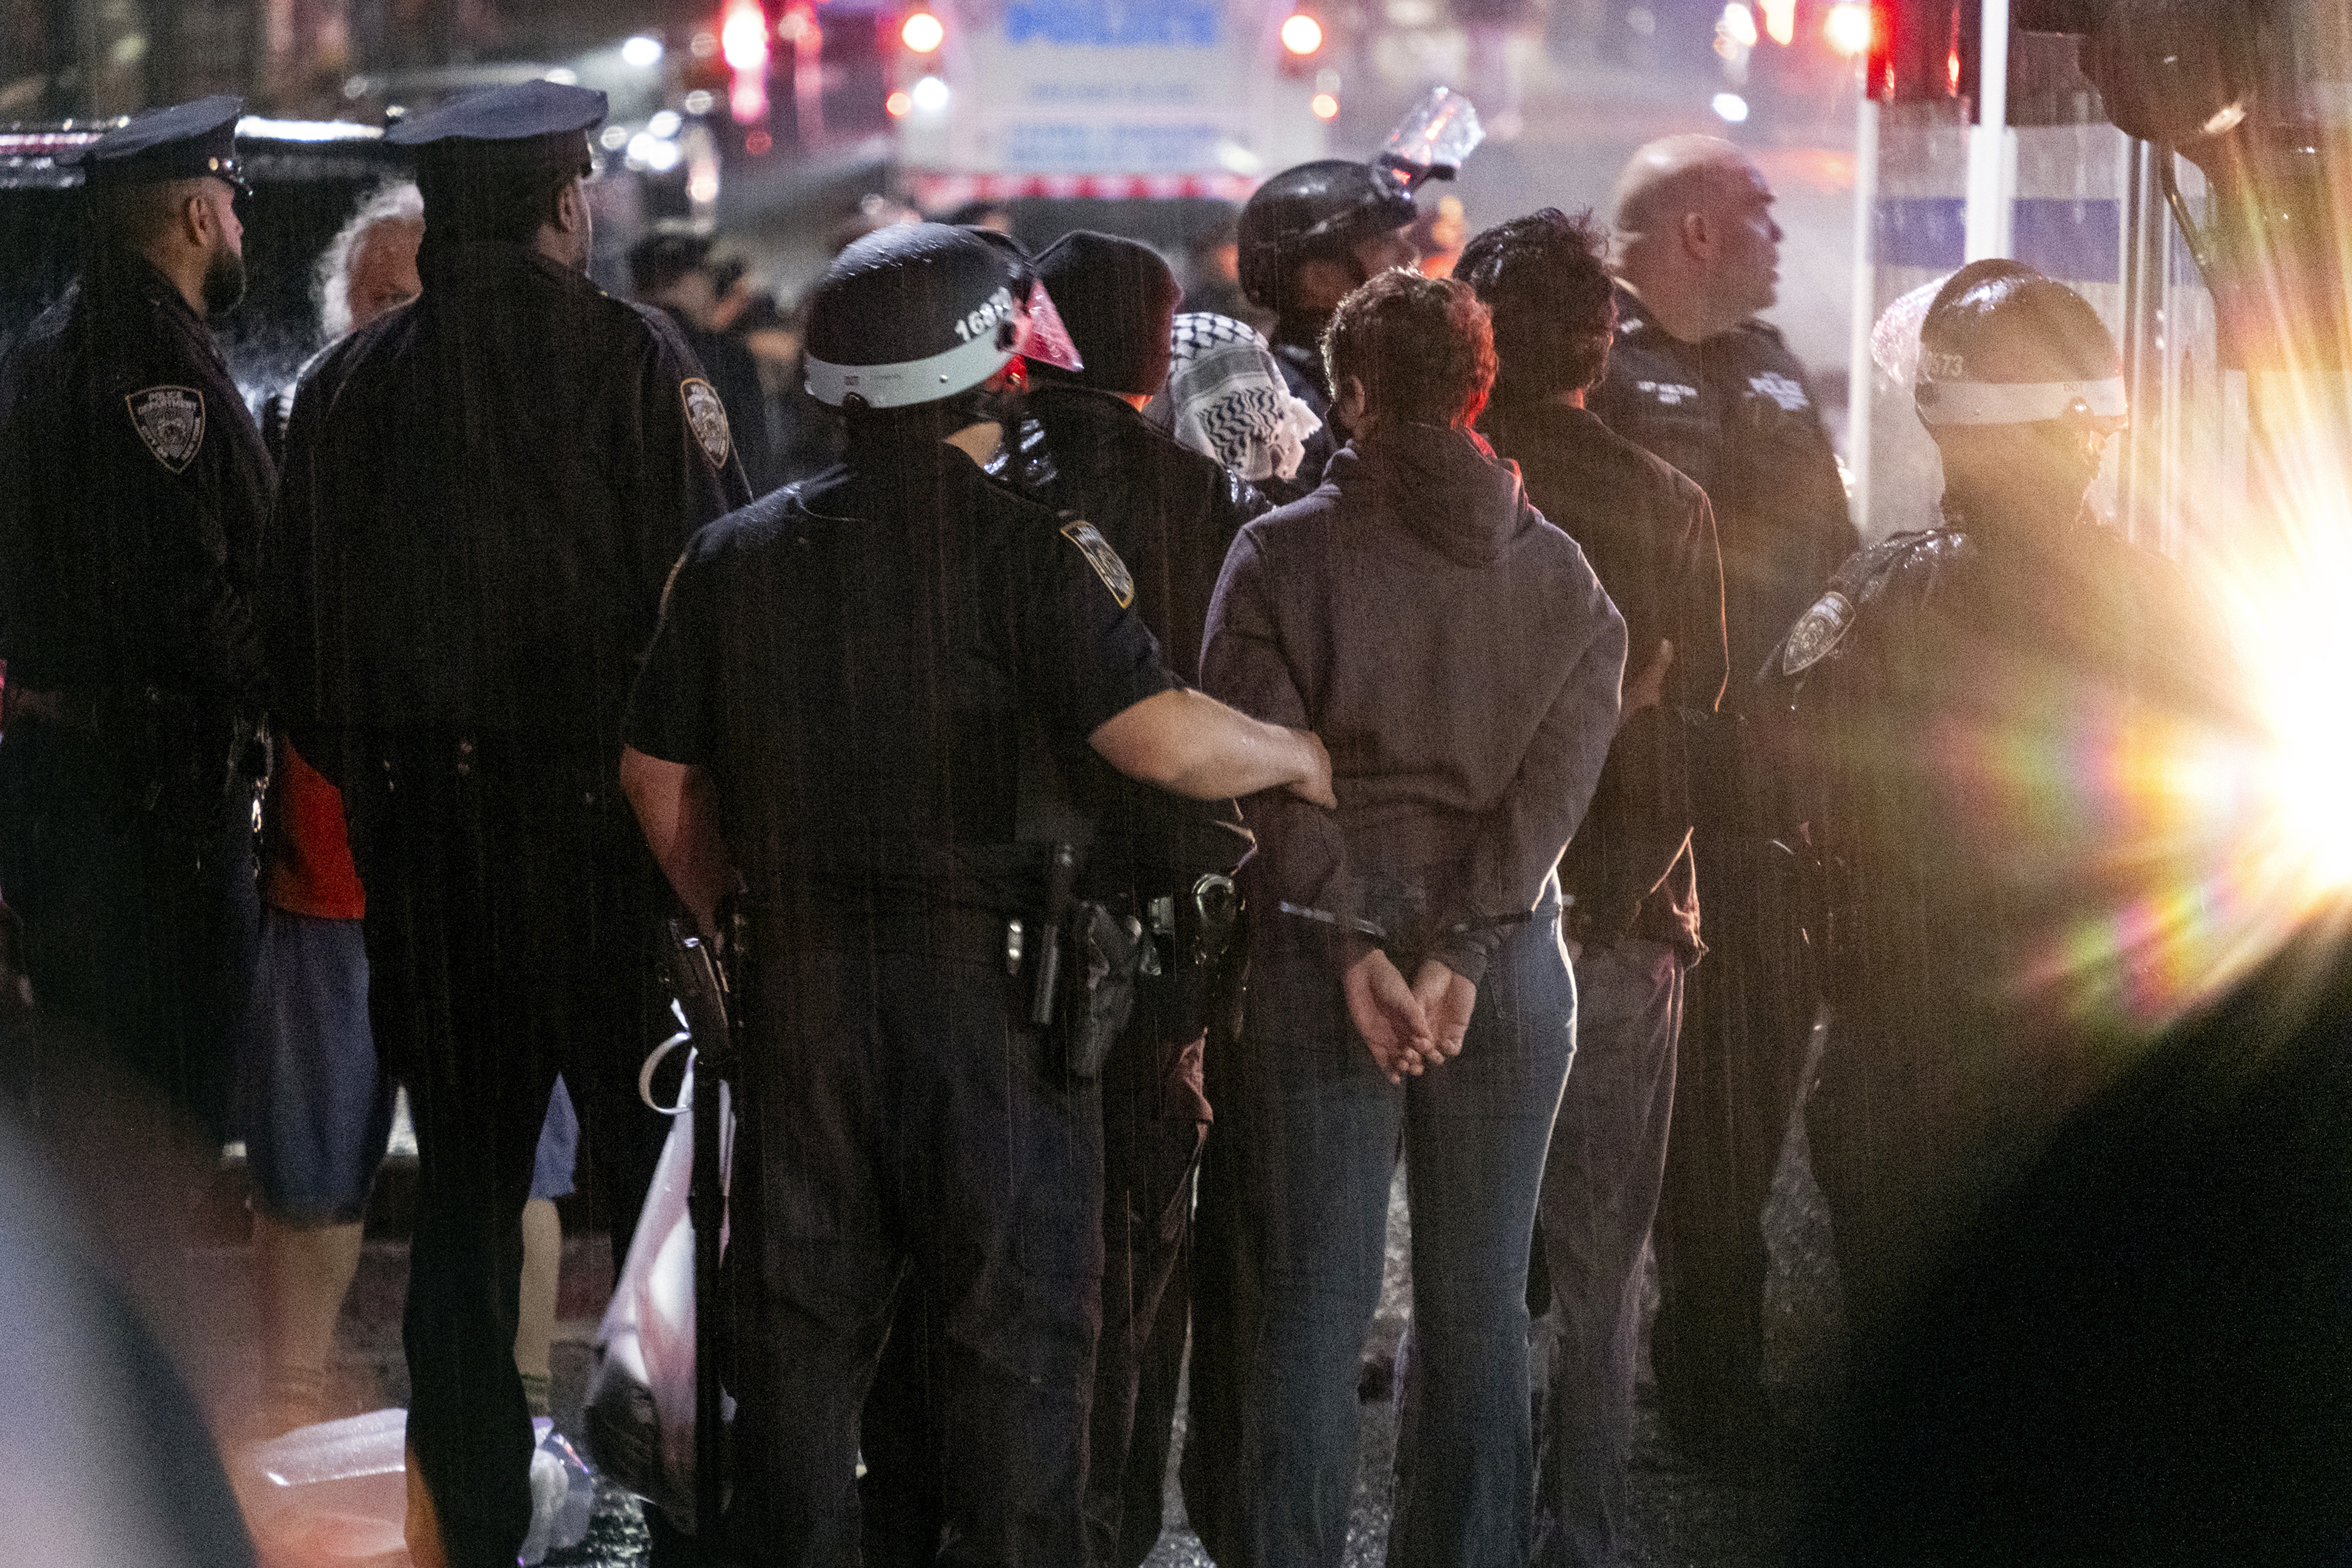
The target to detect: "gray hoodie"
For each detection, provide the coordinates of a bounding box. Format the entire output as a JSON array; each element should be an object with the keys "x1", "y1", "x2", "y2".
[{"x1": 1203, "y1": 425, "x2": 1627, "y2": 985}]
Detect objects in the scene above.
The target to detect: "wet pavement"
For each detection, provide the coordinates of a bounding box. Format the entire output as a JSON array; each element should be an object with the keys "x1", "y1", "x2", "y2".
[{"x1": 217, "y1": 1078, "x2": 1842, "y2": 1568}]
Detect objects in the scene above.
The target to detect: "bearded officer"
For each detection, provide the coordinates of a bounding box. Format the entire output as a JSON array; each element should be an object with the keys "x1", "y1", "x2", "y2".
[
  {"x1": 263, "y1": 79, "x2": 751, "y2": 1567},
  {"x1": 0, "y1": 96, "x2": 267, "y2": 1142},
  {"x1": 618, "y1": 221, "x2": 1334, "y2": 1566},
  {"x1": 1765, "y1": 260, "x2": 2252, "y2": 1359}
]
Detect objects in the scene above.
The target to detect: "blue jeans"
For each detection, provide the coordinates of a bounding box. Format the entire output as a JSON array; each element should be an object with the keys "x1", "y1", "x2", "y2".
[
  {"x1": 1185, "y1": 906, "x2": 1576, "y2": 1568},
  {"x1": 1532, "y1": 936, "x2": 1685, "y2": 1568}
]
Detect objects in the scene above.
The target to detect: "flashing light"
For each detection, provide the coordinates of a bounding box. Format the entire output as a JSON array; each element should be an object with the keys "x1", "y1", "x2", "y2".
[
  {"x1": 901, "y1": 10, "x2": 945, "y2": 53},
  {"x1": 1280, "y1": 12, "x2": 1324, "y2": 55},
  {"x1": 1311, "y1": 91, "x2": 1340, "y2": 119},
  {"x1": 1720, "y1": 4, "x2": 1758, "y2": 49},
  {"x1": 621, "y1": 34, "x2": 664, "y2": 68},
  {"x1": 722, "y1": 1, "x2": 769, "y2": 70},
  {"x1": 886, "y1": 89, "x2": 913, "y2": 116},
  {"x1": 1948, "y1": 45, "x2": 1962, "y2": 94},
  {"x1": 911, "y1": 74, "x2": 951, "y2": 113},
  {"x1": 1824, "y1": 2, "x2": 1870, "y2": 57},
  {"x1": 722, "y1": 0, "x2": 769, "y2": 123},
  {"x1": 1711, "y1": 90, "x2": 1750, "y2": 122},
  {"x1": 1759, "y1": 0, "x2": 1793, "y2": 44}
]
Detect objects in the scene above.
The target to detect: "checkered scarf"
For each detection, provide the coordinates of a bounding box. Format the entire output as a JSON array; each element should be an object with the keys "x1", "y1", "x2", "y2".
[{"x1": 1146, "y1": 312, "x2": 1323, "y2": 485}]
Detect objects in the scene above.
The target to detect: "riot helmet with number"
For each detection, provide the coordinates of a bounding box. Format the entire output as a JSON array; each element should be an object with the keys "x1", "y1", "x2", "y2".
[{"x1": 803, "y1": 222, "x2": 1082, "y2": 410}]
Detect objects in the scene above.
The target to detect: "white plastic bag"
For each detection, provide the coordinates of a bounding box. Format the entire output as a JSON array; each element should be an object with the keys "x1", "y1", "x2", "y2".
[
  {"x1": 519, "y1": 1421, "x2": 595, "y2": 1565},
  {"x1": 584, "y1": 1050, "x2": 730, "y2": 1532}
]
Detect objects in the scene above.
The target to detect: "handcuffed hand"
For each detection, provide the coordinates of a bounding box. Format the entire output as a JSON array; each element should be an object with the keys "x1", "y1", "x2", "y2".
[
  {"x1": 1411, "y1": 958, "x2": 1478, "y2": 1062},
  {"x1": 1343, "y1": 947, "x2": 1432, "y2": 1083}
]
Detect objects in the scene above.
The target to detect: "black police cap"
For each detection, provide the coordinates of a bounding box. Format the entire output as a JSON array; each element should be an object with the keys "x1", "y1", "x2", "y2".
[
  {"x1": 385, "y1": 79, "x2": 606, "y2": 176},
  {"x1": 75, "y1": 94, "x2": 246, "y2": 193}
]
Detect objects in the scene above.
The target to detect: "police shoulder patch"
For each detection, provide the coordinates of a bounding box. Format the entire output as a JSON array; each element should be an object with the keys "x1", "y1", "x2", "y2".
[
  {"x1": 681, "y1": 378, "x2": 732, "y2": 468},
  {"x1": 1779, "y1": 589, "x2": 1856, "y2": 676},
  {"x1": 1060, "y1": 519, "x2": 1134, "y2": 609},
  {"x1": 126, "y1": 385, "x2": 205, "y2": 473}
]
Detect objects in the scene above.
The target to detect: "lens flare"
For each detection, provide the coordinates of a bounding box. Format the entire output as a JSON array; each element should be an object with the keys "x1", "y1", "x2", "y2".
[{"x1": 1281, "y1": 13, "x2": 1324, "y2": 56}]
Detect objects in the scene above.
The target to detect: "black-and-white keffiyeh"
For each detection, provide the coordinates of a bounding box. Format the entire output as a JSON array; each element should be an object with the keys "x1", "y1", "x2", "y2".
[{"x1": 1145, "y1": 312, "x2": 1323, "y2": 484}]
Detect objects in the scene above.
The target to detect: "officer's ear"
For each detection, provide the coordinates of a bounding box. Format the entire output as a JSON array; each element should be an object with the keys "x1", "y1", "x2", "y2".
[{"x1": 1678, "y1": 207, "x2": 1715, "y2": 265}]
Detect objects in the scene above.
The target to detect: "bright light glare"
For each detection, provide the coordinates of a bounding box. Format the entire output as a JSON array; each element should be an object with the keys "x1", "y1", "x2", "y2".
[
  {"x1": 886, "y1": 89, "x2": 913, "y2": 117},
  {"x1": 1759, "y1": 0, "x2": 1794, "y2": 45},
  {"x1": 628, "y1": 132, "x2": 682, "y2": 172},
  {"x1": 722, "y1": 2, "x2": 769, "y2": 70},
  {"x1": 1824, "y1": 2, "x2": 1871, "y2": 56},
  {"x1": 683, "y1": 89, "x2": 715, "y2": 115},
  {"x1": 649, "y1": 109, "x2": 682, "y2": 138},
  {"x1": 1310, "y1": 91, "x2": 1340, "y2": 120},
  {"x1": 1711, "y1": 91, "x2": 1749, "y2": 122},
  {"x1": 599, "y1": 124, "x2": 630, "y2": 149},
  {"x1": 901, "y1": 11, "x2": 945, "y2": 53},
  {"x1": 1281, "y1": 13, "x2": 1324, "y2": 55},
  {"x1": 911, "y1": 74, "x2": 951, "y2": 114},
  {"x1": 621, "y1": 34, "x2": 664, "y2": 68},
  {"x1": 1720, "y1": 3, "x2": 1758, "y2": 48}
]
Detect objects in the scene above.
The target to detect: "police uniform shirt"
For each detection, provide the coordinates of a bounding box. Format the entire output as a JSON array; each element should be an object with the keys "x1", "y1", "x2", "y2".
[
  {"x1": 266, "y1": 240, "x2": 751, "y2": 760},
  {"x1": 0, "y1": 250, "x2": 272, "y2": 704},
  {"x1": 622, "y1": 435, "x2": 1182, "y2": 914},
  {"x1": 995, "y1": 382, "x2": 1263, "y2": 889},
  {"x1": 1592, "y1": 279, "x2": 1856, "y2": 695},
  {"x1": 1765, "y1": 516, "x2": 2252, "y2": 1030}
]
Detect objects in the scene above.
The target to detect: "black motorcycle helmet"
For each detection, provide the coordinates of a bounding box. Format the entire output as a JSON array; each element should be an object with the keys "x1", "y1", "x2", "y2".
[{"x1": 1237, "y1": 158, "x2": 1419, "y2": 310}]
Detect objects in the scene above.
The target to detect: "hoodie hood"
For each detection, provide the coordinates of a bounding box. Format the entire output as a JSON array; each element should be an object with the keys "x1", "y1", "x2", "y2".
[{"x1": 1330, "y1": 423, "x2": 1532, "y2": 568}]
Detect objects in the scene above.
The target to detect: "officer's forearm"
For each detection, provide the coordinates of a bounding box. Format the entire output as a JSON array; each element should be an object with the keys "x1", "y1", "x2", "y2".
[
  {"x1": 1091, "y1": 688, "x2": 1334, "y2": 807},
  {"x1": 619, "y1": 746, "x2": 731, "y2": 937}
]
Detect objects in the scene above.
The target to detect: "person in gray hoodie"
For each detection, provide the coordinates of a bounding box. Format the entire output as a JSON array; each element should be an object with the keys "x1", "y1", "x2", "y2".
[{"x1": 1185, "y1": 268, "x2": 1626, "y2": 1568}]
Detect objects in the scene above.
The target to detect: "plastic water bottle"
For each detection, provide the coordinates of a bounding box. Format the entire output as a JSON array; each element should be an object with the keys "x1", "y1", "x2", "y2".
[{"x1": 518, "y1": 1421, "x2": 596, "y2": 1564}]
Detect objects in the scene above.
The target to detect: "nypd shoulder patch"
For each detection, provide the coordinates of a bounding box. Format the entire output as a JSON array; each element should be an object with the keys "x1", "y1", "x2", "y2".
[
  {"x1": 126, "y1": 385, "x2": 205, "y2": 473},
  {"x1": 1060, "y1": 519, "x2": 1134, "y2": 609},
  {"x1": 1779, "y1": 589, "x2": 1856, "y2": 676},
  {"x1": 681, "y1": 378, "x2": 732, "y2": 469}
]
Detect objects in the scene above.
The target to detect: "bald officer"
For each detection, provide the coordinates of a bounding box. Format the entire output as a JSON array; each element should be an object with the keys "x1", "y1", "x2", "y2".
[
  {"x1": 1592, "y1": 133, "x2": 1857, "y2": 1470},
  {"x1": 264, "y1": 80, "x2": 751, "y2": 1566},
  {"x1": 0, "y1": 96, "x2": 268, "y2": 1141}
]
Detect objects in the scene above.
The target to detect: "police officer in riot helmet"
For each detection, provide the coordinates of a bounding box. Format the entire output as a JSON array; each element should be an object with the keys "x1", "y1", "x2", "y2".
[
  {"x1": 853, "y1": 229, "x2": 1268, "y2": 1568},
  {"x1": 1765, "y1": 259, "x2": 2252, "y2": 1361},
  {"x1": 619, "y1": 220, "x2": 1333, "y2": 1564},
  {"x1": 0, "y1": 96, "x2": 267, "y2": 1142},
  {"x1": 1236, "y1": 159, "x2": 1420, "y2": 503}
]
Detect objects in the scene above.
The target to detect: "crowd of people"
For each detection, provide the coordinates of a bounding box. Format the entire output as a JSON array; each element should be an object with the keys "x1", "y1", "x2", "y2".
[{"x1": 0, "y1": 71, "x2": 2306, "y2": 1568}]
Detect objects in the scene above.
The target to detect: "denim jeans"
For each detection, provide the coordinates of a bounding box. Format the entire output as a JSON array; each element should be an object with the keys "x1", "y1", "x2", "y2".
[
  {"x1": 1185, "y1": 905, "x2": 1576, "y2": 1568},
  {"x1": 1530, "y1": 935, "x2": 1685, "y2": 1568}
]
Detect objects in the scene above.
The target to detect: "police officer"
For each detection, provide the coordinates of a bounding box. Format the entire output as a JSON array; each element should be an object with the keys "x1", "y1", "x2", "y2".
[
  {"x1": 263, "y1": 80, "x2": 751, "y2": 1566},
  {"x1": 1458, "y1": 206, "x2": 1730, "y2": 1568},
  {"x1": 617, "y1": 220, "x2": 1333, "y2": 1566},
  {"x1": 0, "y1": 96, "x2": 267, "y2": 1141},
  {"x1": 1591, "y1": 133, "x2": 1857, "y2": 1465},
  {"x1": 1764, "y1": 259, "x2": 2250, "y2": 1359},
  {"x1": 1235, "y1": 160, "x2": 1419, "y2": 504}
]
